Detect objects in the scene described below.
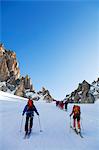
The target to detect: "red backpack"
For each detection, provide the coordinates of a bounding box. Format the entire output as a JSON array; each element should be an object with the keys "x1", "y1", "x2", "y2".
[
  {"x1": 73, "y1": 105, "x2": 80, "y2": 115},
  {"x1": 28, "y1": 99, "x2": 33, "y2": 109}
]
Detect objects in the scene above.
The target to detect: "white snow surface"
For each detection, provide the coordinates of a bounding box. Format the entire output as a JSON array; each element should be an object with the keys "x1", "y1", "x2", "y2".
[{"x1": 0, "y1": 91, "x2": 99, "y2": 150}]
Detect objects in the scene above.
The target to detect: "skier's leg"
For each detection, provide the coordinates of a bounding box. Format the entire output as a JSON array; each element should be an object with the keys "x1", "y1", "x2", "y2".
[
  {"x1": 77, "y1": 116, "x2": 81, "y2": 132},
  {"x1": 29, "y1": 117, "x2": 33, "y2": 132},
  {"x1": 25, "y1": 116, "x2": 29, "y2": 134},
  {"x1": 73, "y1": 115, "x2": 76, "y2": 129},
  {"x1": 65, "y1": 104, "x2": 67, "y2": 111},
  {"x1": 73, "y1": 118, "x2": 76, "y2": 129}
]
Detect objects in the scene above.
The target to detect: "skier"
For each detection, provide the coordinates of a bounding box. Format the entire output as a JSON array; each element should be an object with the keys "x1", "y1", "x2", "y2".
[
  {"x1": 70, "y1": 105, "x2": 81, "y2": 133},
  {"x1": 59, "y1": 101, "x2": 64, "y2": 110},
  {"x1": 64, "y1": 100, "x2": 68, "y2": 111},
  {"x1": 56, "y1": 100, "x2": 59, "y2": 107},
  {"x1": 22, "y1": 97, "x2": 39, "y2": 135}
]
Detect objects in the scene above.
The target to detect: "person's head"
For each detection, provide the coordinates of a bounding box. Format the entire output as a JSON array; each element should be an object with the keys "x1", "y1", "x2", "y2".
[
  {"x1": 74, "y1": 104, "x2": 80, "y2": 108},
  {"x1": 28, "y1": 95, "x2": 32, "y2": 99}
]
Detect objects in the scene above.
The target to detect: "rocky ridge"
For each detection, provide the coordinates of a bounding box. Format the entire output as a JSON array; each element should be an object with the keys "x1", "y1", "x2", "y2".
[
  {"x1": 0, "y1": 44, "x2": 35, "y2": 98},
  {"x1": 64, "y1": 79, "x2": 99, "y2": 103},
  {"x1": 37, "y1": 87, "x2": 54, "y2": 102}
]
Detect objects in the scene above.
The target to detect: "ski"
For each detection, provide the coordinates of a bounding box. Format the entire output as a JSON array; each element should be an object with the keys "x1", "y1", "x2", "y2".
[
  {"x1": 27, "y1": 132, "x2": 32, "y2": 138},
  {"x1": 23, "y1": 132, "x2": 31, "y2": 139},
  {"x1": 78, "y1": 132, "x2": 83, "y2": 138},
  {"x1": 70, "y1": 126, "x2": 84, "y2": 138},
  {"x1": 23, "y1": 134, "x2": 28, "y2": 139}
]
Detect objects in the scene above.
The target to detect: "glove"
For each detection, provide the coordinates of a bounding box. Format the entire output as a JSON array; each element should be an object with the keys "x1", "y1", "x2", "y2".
[{"x1": 22, "y1": 112, "x2": 24, "y2": 116}]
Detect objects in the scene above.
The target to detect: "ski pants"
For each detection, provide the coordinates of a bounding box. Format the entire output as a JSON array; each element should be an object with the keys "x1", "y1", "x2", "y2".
[
  {"x1": 65, "y1": 104, "x2": 67, "y2": 110},
  {"x1": 25, "y1": 115, "x2": 33, "y2": 132},
  {"x1": 73, "y1": 114, "x2": 80, "y2": 129}
]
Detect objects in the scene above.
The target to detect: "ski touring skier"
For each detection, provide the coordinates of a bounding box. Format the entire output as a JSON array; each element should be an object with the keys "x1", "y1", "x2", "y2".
[
  {"x1": 22, "y1": 96, "x2": 39, "y2": 136},
  {"x1": 64, "y1": 100, "x2": 68, "y2": 111},
  {"x1": 56, "y1": 100, "x2": 59, "y2": 107},
  {"x1": 70, "y1": 105, "x2": 81, "y2": 133},
  {"x1": 59, "y1": 101, "x2": 64, "y2": 110}
]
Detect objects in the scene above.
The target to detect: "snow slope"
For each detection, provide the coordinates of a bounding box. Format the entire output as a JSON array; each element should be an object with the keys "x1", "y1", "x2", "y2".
[{"x1": 0, "y1": 91, "x2": 99, "y2": 150}]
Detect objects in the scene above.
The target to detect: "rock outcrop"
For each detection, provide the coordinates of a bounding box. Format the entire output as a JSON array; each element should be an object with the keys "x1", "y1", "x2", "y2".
[
  {"x1": 0, "y1": 43, "x2": 20, "y2": 82},
  {"x1": 90, "y1": 77, "x2": 99, "y2": 100},
  {"x1": 66, "y1": 80, "x2": 95, "y2": 103},
  {"x1": 15, "y1": 76, "x2": 35, "y2": 97},
  {"x1": 37, "y1": 87, "x2": 54, "y2": 102},
  {"x1": 0, "y1": 43, "x2": 35, "y2": 98}
]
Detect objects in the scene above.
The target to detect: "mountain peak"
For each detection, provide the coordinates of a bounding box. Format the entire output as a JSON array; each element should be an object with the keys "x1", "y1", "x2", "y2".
[{"x1": 0, "y1": 44, "x2": 34, "y2": 98}]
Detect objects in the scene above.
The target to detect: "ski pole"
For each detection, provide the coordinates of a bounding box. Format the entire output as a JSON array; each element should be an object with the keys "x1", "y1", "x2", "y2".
[
  {"x1": 38, "y1": 116, "x2": 42, "y2": 132},
  {"x1": 20, "y1": 116, "x2": 24, "y2": 132},
  {"x1": 70, "y1": 116, "x2": 72, "y2": 128},
  {"x1": 81, "y1": 117, "x2": 84, "y2": 132},
  {"x1": 69, "y1": 116, "x2": 72, "y2": 133}
]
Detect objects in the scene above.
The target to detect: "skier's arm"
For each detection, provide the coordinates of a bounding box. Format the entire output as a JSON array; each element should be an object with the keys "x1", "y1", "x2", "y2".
[
  {"x1": 33, "y1": 105, "x2": 39, "y2": 116},
  {"x1": 80, "y1": 109, "x2": 81, "y2": 115},
  {"x1": 70, "y1": 109, "x2": 74, "y2": 117},
  {"x1": 70, "y1": 111, "x2": 73, "y2": 117},
  {"x1": 22, "y1": 105, "x2": 27, "y2": 115}
]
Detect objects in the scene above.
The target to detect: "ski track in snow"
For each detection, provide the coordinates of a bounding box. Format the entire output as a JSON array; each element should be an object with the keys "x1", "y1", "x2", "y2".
[{"x1": 0, "y1": 94, "x2": 99, "y2": 150}]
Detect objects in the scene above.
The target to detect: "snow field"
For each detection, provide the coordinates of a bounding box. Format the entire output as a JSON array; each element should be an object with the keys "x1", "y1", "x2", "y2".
[{"x1": 0, "y1": 92, "x2": 99, "y2": 150}]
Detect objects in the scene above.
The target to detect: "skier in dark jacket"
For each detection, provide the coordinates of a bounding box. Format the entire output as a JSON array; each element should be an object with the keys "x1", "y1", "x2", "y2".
[
  {"x1": 22, "y1": 98, "x2": 39, "y2": 135},
  {"x1": 64, "y1": 100, "x2": 68, "y2": 111},
  {"x1": 56, "y1": 100, "x2": 59, "y2": 106}
]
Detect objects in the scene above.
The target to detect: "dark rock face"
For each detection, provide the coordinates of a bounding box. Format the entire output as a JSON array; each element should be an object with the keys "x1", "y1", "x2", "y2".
[{"x1": 66, "y1": 80, "x2": 95, "y2": 103}]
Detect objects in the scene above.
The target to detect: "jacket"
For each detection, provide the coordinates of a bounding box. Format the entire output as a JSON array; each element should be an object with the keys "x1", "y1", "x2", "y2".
[
  {"x1": 70, "y1": 105, "x2": 81, "y2": 117},
  {"x1": 22, "y1": 104, "x2": 39, "y2": 117}
]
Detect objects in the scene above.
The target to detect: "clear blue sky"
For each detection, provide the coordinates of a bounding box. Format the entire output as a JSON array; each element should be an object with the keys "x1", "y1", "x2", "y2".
[{"x1": 1, "y1": 0, "x2": 99, "y2": 99}]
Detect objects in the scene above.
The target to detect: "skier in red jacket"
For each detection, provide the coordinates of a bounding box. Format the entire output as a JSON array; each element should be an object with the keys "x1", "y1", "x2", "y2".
[{"x1": 70, "y1": 105, "x2": 81, "y2": 133}]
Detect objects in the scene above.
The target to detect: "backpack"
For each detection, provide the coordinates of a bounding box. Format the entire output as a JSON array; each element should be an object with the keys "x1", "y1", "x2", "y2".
[
  {"x1": 73, "y1": 105, "x2": 80, "y2": 115},
  {"x1": 27, "y1": 99, "x2": 33, "y2": 109}
]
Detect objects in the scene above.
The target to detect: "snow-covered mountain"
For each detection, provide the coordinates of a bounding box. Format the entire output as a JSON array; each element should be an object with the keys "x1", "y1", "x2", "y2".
[
  {"x1": 0, "y1": 91, "x2": 99, "y2": 150},
  {"x1": 65, "y1": 79, "x2": 99, "y2": 103},
  {"x1": 90, "y1": 78, "x2": 99, "y2": 100},
  {"x1": 37, "y1": 86, "x2": 54, "y2": 102}
]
